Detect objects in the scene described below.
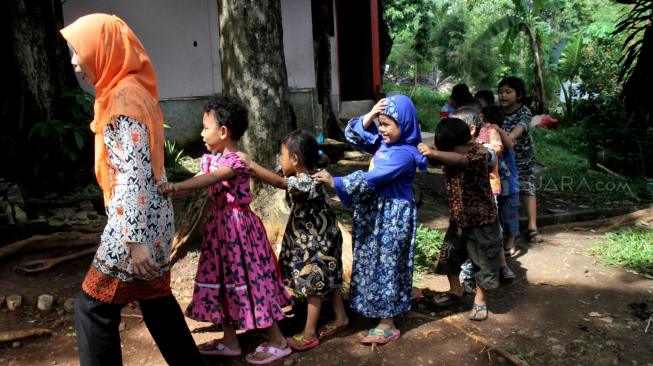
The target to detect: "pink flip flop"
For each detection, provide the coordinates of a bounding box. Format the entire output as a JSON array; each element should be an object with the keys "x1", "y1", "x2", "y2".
[
  {"x1": 198, "y1": 339, "x2": 242, "y2": 356},
  {"x1": 245, "y1": 343, "x2": 292, "y2": 364}
]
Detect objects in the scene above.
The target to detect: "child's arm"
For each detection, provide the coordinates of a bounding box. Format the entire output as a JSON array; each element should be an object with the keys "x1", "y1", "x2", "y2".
[
  {"x1": 343, "y1": 99, "x2": 387, "y2": 154},
  {"x1": 158, "y1": 167, "x2": 235, "y2": 196},
  {"x1": 418, "y1": 143, "x2": 468, "y2": 167},
  {"x1": 490, "y1": 124, "x2": 515, "y2": 149},
  {"x1": 236, "y1": 152, "x2": 287, "y2": 189}
]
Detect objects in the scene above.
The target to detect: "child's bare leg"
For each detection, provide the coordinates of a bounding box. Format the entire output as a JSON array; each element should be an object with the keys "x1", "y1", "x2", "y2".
[
  {"x1": 505, "y1": 235, "x2": 517, "y2": 251},
  {"x1": 523, "y1": 195, "x2": 539, "y2": 232},
  {"x1": 329, "y1": 290, "x2": 349, "y2": 326},
  {"x1": 447, "y1": 274, "x2": 463, "y2": 296},
  {"x1": 221, "y1": 322, "x2": 240, "y2": 350},
  {"x1": 301, "y1": 295, "x2": 322, "y2": 339},
  {"x1": 376, "y1": 317, "x2": 396, "y2": 330},
  {"x1": 263, "y1": 321, "x2": 287, "y2": 348},
  {"x1": 499, "y1": 250, "x2": 508, "y2": 267}
]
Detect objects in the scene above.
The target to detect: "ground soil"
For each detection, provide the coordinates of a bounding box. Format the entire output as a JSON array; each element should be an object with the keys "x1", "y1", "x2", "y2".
[{"x1": 1, "y1": 162, "x2": 652, "y2": 366}]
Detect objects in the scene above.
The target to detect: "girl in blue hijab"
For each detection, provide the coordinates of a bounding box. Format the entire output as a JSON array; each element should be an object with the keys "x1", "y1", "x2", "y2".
[{"x1": 313, "y1": 94, "x2": 425, "y2": 345}]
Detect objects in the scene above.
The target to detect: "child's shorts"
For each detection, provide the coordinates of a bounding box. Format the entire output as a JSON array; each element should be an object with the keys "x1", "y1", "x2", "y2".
[
  {"x1": 435, "y1": 221, "x2": 467, "y2": 276},
  {"x1": 462, "y1": 223, "x2": 501, "y2": 290},
  {"x1": 498, "y1": 194, "x2": 520, "y2": 238}
]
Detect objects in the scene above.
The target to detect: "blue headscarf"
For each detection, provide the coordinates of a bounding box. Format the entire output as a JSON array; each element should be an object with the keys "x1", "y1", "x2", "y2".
[{"x1": 381, "y1": 94, "x2": 428, "y2": 172}]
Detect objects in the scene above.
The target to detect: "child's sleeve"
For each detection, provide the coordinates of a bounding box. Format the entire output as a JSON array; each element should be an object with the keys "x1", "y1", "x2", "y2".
[
  {"x1": 333, "y1": 151, "x2": 414, "y2": 207},
  {"x1": 287, "y1": 174, "x2": 317, "y2": 200},
  {"x1": 344, "y1": 116, "x2": 381, "y2": 155},
  {"x1": 219, "y1": 153, "x2": 251, "y2": 175},
  {"x1": 113, "y1": 116, "x2": 152, "y2": 245}
]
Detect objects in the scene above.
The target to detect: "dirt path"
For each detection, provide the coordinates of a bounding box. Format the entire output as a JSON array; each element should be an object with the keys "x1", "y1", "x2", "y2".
[{"x1": 2, "y1": 225, "x2": 652, "y2": 366}]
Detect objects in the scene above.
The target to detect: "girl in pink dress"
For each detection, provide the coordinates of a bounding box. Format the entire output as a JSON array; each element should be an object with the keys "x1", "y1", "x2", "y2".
[{"x1": 159, "y1": 96, "x2": 292, "y2": 364}]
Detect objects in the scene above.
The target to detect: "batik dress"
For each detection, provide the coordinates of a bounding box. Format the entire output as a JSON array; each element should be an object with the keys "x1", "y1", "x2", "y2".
[
  {"x1": 333, "y1": 116, "x2": 419, "y2": 318},
  {"x1": 279, "y1": 173, "x2": 343, "y2": 297},
  {"x1": 82, "y1": 115, "x2": 174, "y2": 304},
  {"x1": 185, "y1": 152, "x2": 292, "y2": 330}
]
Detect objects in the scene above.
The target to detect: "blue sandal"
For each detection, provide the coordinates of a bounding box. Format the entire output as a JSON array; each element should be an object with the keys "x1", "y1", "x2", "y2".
[
  {"x1": 434, "y1": 292, "x2": 462, "y2": 306},
  {"x1": 469, "y1": 303, "x2": 488, "y2": 321}
]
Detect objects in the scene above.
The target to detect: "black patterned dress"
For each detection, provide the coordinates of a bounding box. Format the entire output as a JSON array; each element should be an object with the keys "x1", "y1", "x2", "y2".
[{"x1": 280, "y1": 174, "x2": 343, "y2": 296}]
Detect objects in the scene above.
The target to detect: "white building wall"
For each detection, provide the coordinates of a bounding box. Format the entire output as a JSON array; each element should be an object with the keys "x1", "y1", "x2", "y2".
[
  {"x1": 62, "y1": 0, "x2": 221, "y2": 100},
  {"x1": 280, "y1": 0, "x2": 316, "y2": 89}
]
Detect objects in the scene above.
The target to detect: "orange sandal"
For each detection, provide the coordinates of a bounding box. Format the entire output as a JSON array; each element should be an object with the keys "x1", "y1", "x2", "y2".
[{"x1": 287, "y1": 334, "x2": 319, "y2": 351}]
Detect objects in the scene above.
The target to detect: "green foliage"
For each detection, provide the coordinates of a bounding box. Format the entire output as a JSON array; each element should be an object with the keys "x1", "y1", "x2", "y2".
[
  {"x1": 27, "y1": 89, "x2": 95, "y2": 192},
  {"x1": 413, "y1": 226, "x2": 444, "y2": 272},
  {"x1": 589, "y1": 229, "x2": 653, "y2": 276},
  {"x1": 532, "y1": 127, "x2": 651, "y2": 204},
  {"x1": 613, "y1": 0, "x2": 653, "y2": 82},
  {"x1": 384, "y1": 83, "x2": 448, "y2": 132},
  {"x1": 164, "y1": 140, "x2": 197, "y2": 180}
]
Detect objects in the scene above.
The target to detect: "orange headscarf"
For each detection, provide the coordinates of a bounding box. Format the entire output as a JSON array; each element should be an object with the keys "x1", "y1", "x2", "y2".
[{"x1": 60, "y1": 14, "x2": 164, "y2": 205}]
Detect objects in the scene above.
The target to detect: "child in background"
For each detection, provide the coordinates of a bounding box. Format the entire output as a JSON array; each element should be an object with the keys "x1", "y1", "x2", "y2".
[
  {"x1": 158, "y1": 96, "x2": 292, "y2": 364},
  {"x1": 313, "y1": 94, "x2": 426, "y2": 344},
  {"x1": 440, "y1": 84, "x2": 474, "y2": 119},
  {"x1": 419, "y1": 118, "x2": 501, "y2": 321},
  {"x1": 241, "y1": 130, "x2": 348, "y2": 352},
  {"x1": 496, "y1": 76, "x2": 542, "y2": 244},
  {"x1": 484, "y1": 105, "x2": 521, "y2": 259},
  {"x1": 475, "y1": 90, "x2": 495, "y2": 108}
]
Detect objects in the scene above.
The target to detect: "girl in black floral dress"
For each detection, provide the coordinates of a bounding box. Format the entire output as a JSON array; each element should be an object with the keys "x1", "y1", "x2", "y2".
[{"x1": 242, "y1": 130, "x2": 348, "y2": 351}]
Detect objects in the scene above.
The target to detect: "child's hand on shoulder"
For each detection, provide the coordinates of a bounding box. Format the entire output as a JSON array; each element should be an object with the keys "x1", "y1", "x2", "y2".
[
  {"x1": 157, "y1": 182, "x2": 176, "y2": 196},
  {"x1": 236, "y1": 151, "x2": 252, "y2": 166},
  {"x1": 418, "y1": 143, "x2": 437, "y2": 158},
  {"x1": 312, "y1": 170, "x2": 334, "y2": 189}
]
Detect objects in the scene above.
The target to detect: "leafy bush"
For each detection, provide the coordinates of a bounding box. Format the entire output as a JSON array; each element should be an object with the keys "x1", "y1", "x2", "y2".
[
  {"x1": 589, "y1": 229, "x2": 653, "y2": 276},
  {"x1": 533, "y1": 127, "x2": 651, "y2": 204},
  {"x1": 383, "y1": 83, "x2": 448, "y2": 132},
  {"x1": 413, "y1": 226, "x2": 444, "y2": 272},
  {"x1": 27, "y1": 89, "x2": 95, "y2": 192}
]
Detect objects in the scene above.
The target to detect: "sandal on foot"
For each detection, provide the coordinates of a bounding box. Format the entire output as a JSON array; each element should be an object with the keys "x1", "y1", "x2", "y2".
[
  {"x1": 504, "y1": 246, "x2": 520, "y2": 257},
  {"x1": 434, "y1": 292, "x2": 462, "y2": 306},
  {"x1": 198, "y1": 339, "x2": 242, "y2": 356},
  {"x1": 361, "y1": 328, "x2": 400, "y2": 345},
  {"x1": 245, "y1": 343, "x2": 292, "y2": 365},
  {"x1": 528, "y1": 229, "x2": 543, "y2": 243},
  {"x1": 318, "y1": 321, "x2": 348, "y2": 338},
  {"x1": 469, "y1": 303, "x2": 488, "y2": 321},
  {"x1": 500, "y1": 265, "x2": 516, "y2": 284},
  {"x1": 287, "y1": 334, "x2": 319, "y2": 351}
]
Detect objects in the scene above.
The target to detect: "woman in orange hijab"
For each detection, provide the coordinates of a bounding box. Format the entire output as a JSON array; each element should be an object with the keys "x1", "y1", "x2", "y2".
[{"x1": 61, "y1": 14, "x2": 202, "y2": 365}]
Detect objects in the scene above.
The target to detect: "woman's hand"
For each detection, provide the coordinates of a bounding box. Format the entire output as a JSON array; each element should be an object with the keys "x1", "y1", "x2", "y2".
[
  {"x1": 363, "y1": 98, "x2": 388, "y2": 128},
  {"x1": 157, "y1": 182, "x2": 176, "y2": 196},
  {"x1": 127, "y1": 242, "x2": 158, "y2": 279},
  {"x1": 312, "y1": 170, "x2": 335, "y2": 189},
  {"x1": 418, "y1": 143, "x2": 437, "y2": 158}
]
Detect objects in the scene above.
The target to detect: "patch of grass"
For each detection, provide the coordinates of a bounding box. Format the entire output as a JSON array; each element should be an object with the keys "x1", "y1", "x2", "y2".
[
  {"x1": 413, "y1": 226, "x2": 444, "y2": 273},
  {"x1": 589, "y1": 229, "x2": 653, "y2": 276},
  {"x1": 384, "y1": 83, "x2": 448, "y2": 132},
  {"x1": 532, "y1": 127, "x2": 651, "y2": 204}
]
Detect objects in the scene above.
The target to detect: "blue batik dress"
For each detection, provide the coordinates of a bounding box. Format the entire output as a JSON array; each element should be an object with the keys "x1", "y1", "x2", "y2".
[{"x1": 334, "y1": 95, "x2": 426, "y2": 318}]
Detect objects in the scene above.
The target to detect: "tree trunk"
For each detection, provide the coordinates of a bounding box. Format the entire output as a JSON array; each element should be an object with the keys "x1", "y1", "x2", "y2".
[
  {"x1": 312, "y1": 0, "x2": 343, "y2": 140},
  {"x1": 217, "y1": 1, "x2": 296, "y2": 244},
  {"x1": 217, "y1": 0, "x2": 296, "y2": 182},
  {"x1": 0, "y1": 0, "x2": 79, "y2": 182},
  {"x1": 526, "y1": 26, "x2": 547, "y2": 113},
  {"x1": 623, "y1": 25, "x2": 653, "y2": 176}
]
